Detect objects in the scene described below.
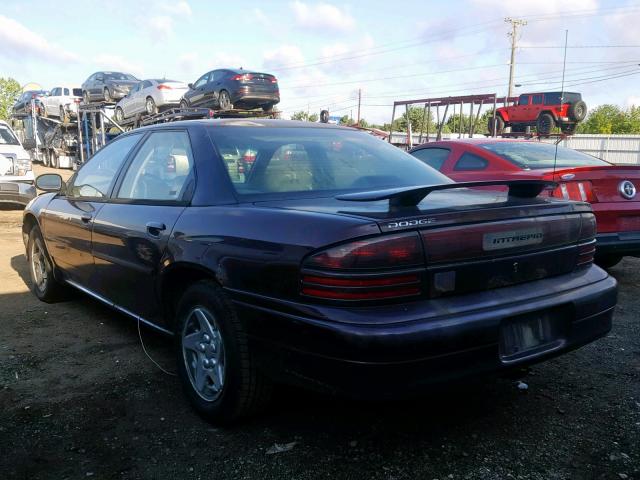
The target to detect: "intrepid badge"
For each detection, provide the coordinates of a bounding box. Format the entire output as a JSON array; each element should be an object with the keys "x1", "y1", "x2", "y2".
[{"x1": 482, "y1": 228, "x2": 544, "y2": 251}]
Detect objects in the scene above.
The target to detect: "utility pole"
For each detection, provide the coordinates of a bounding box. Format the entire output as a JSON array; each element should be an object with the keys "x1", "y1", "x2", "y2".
[
  {"x1": 505, "y1": 17, "x2": 527, "y2": 99},
  {"x1": 357, "y1": 88, "x2": 361, "y2": 126}
]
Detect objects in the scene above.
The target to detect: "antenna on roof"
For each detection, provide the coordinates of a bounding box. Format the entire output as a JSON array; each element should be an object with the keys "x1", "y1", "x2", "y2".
[{"x1": 553, "y1": 29, "x2": 568, "y2": 176}]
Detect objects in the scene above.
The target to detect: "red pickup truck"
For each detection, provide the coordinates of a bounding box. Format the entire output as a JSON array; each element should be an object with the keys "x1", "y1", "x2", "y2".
[{"x1": 489, "y1": 92, "x2": 587, "y2": 136}]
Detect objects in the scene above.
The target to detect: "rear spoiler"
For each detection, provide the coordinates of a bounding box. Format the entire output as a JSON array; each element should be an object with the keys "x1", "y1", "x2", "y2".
[{"x1": 336, "y1": 180, "x2": 558, "y2": 208}]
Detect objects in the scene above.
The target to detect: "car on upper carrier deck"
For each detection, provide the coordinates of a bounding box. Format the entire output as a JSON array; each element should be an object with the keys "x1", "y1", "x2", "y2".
[{"x1": 23, "y1": 119, "x2": 616, "y2": 424}]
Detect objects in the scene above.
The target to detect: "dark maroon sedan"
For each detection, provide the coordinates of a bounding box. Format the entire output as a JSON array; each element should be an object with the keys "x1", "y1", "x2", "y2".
[{"x1": 23, "y1": 121, "x2": 616, "y2": 423}]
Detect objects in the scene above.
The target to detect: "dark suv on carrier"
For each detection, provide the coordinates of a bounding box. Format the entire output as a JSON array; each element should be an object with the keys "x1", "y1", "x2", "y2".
[{"x1": 490, "y1": 92, "x2": 587, "y2": 136}]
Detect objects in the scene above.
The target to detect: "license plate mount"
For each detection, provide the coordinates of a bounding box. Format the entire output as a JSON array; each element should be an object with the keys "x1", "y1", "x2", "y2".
[{"x1": 499, "y1": 307, "x2": 569, "y2": 362}]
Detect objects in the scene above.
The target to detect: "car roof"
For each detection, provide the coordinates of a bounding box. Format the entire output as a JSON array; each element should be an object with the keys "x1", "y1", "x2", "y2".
[
  {"x1": 414, "y1": 138, "x2": 536, "y2": 147},
  {"x1": 130, "y1": 118, "x2": 353, "y2": 133}
]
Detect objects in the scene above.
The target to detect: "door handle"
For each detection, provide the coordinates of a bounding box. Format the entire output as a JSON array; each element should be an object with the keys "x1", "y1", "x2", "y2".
[
  {"x1": 146, "y1": 222, "x2": 166, "y2": 237},
  {"x1": 80, "y1": 213, "x2": 93, "y2": 223}
]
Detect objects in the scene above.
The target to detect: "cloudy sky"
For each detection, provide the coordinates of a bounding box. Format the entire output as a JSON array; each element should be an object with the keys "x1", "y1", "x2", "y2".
[{"x1": 1, "y1": 0, "x2": 639, "y2": 124}]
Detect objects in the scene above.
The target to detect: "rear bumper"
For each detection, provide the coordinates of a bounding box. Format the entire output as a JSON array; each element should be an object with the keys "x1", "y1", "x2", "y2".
[
  {"x1": 231, "y1": 88, "x2": 279, "y2": 106},
  {"x1": 596, "y1": 231, "x2": 640, "y2": 257},
  {"x1": 230, "y1": 266, "x2": 617, "y2": 396},
  {"x1": 0, "y1": 180, "x2": 36, "y2": 206}
]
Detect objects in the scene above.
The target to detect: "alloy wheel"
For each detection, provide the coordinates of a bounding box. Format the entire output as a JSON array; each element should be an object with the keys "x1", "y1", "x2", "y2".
[
  {"x1": 182, "y1": 307, "x2": 226, "y2": 402},
  {"x1": 30, "y1": 237, "x2": 48, "y2": 293}
]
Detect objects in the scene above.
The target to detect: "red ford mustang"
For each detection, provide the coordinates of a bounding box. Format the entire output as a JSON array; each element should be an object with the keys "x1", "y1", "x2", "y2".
[{"x1": 410, "y1": 139, "x2": 640, "y2": 268}]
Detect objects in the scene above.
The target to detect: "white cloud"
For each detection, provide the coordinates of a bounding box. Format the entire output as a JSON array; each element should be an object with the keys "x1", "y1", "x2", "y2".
[
  {"x1": 290, "y1": 1, "x2": 355, "y2": 33},
  {"x1": 0, "y1": 15, "x2": 78, "y2": 63},
  {"x1": 161, "y1": 0, "x2": 192, "y2": 17},
  {"x1": 93, "y1": 54, "x2": 143, "y2": 77},
  {"x1": 147, "y1": 15, "x2": 174, "y2": 42},
  {"x1": 253, "y1": 8, "x2": 270, "y2": 27},
  {"x1": 263, "y1": 45, "x2": 306, "y2": 70}
]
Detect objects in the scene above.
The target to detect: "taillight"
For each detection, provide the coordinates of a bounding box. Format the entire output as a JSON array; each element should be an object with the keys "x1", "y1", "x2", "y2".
[
  {"x1": 550, "y1": 181, "x2": 597, "y2": 202},
  {"x1": 232, "y1": 73, "x2": 254, "y2": 81},
  {"x1": 577, "y1": 213, "x2": 596, "y2": 267},
  {"x1": 157, "y1": 84, "x2": 172, "y2": 90},
  {"x1": 301, "y1": 233, "x2": 424, "y2": 301},
  {"x1": 270, "y1": 77, "x2": 277, "y2": 84}
]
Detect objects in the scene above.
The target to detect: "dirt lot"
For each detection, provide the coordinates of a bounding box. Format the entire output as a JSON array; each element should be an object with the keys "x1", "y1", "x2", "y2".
[{"x1": 1, "y1": 165, "x2": 639, "y2": 480}]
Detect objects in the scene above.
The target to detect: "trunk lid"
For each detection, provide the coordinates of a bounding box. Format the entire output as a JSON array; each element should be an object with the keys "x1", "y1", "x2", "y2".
[
  {"x1": 260, "y1": 188, "x2": 595, "y2": 299},
  {"x1": 543, "y1": 165, "x2": 640, "y2": 203}
]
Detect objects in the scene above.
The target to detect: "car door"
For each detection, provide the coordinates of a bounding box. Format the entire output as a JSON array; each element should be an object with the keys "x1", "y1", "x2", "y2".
[
  {"x1": 90, "y1": 129, "x2": 196, "y2": 322},
  {"x1": 122, "y1": 83, "x2": 139, "y2": 117},
  {"x1": 45, "y1": 88, "x2": 58, "y2": 114},
  {"x1": 39, "y1": 133, "x2": 143, "y2": 287},
  {"x1": 189, "y1": 72, "x2": 211, "y2": 106},
  {"x1": 511, "y1": 94, "x2": 530, "y2": 122},
  {"x1": 204, "y1": 70, "x2": 224, "y2": 107},
  {"x1": 93, "y1": 73, "x2": 105, "y2": 98},
  {"x1": 137, "y1": 80, "x2": 153, "y2": 113},
  {"x1": 530, "y1": 94, "x2": 543, "y2": 122}
]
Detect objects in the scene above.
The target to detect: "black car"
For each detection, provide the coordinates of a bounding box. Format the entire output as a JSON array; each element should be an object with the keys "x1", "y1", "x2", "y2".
[
  {"x1": 180, "y1": 68, "x2": 279, "y2": 111},
  {"x1": 23, "y1": 120, "x2": 616, "y2": 424},
  {"x1": 81, "y1": 71, "x2": 140, "y2": 103},
  {"x1": 12, "y1": 90, "x2": 48, "y2": 115}
]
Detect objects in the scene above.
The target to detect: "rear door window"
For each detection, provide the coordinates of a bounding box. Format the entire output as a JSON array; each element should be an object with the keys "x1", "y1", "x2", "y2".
[
  {"x1": 519, "y1": 95, "x2": 529, "y2": 106},
  {"x1": 454, "y1": 152, "x2": 488, "y2": 171},
  {"x1": 532, "y1": 94, "x2": 543, "y2": 105},
  {"x1": 410, "y1": 148, "x2": 450, "y2": 171}
]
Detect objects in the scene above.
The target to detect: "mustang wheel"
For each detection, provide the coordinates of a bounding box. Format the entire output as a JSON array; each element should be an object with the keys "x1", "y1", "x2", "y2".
[
  {"x1": 28, "y1": 226, "x2": 67, "y2": 302},
  {"x1": 175, "y1": 280, "x2": 272, "y2": 424}
]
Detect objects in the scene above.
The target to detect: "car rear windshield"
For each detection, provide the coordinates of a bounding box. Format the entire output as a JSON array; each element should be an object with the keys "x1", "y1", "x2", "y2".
[
  {"x1": 209, "y1": 126, "x2": 451, "y2": 199},
  {"x1": 479, "y1": 142, "x2": 609, "y2": 169},
  {"x1": 543, "y1": 92, "x2": 581, "y2": 104},
  {"x1": 105, "y1": 73, "x2": 138, "y2": 81},
  {"x1": 0, "y1": 125, "x2": 20, "y2": 145}
]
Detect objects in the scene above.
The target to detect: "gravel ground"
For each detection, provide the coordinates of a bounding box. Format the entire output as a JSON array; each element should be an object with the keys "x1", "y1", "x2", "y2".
[{"x1": 0, "y1": 165, "x2": 639, "y2": 479}]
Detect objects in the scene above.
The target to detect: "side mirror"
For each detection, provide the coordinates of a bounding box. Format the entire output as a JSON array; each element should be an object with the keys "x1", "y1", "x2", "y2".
[
  {"x1": 188, "y1": 83, "x2": 193, "y2": 89},
  {"x1": 36, "y1": 174, "x2": 63, "y2": 192}
]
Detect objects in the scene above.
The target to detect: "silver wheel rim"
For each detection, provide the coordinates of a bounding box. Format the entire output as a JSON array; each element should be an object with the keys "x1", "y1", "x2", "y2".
[
  {"x1": 116, "y1": 109, "x2": 123, "y2": 122},
  {"x1": 220, "y1": 92, "x2": 230, "y2": 109},
  {"x1": 182, "y1": 307, "x2": 226, "y2": 402},
  {"x1": 146, "y1": 98, "x2": 155, "y2": 114},
  {"x1": 104, "y1": 89, "x2": 110, "y2": 101},
  {"x1": 30, "y1": 237, "x2": 48, "y2": 292}
]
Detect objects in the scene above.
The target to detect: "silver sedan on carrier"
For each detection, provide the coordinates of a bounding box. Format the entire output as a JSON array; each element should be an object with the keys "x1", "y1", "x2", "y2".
[{"x1": 114, "y1": 79, "x2": 189, "y2": 123}]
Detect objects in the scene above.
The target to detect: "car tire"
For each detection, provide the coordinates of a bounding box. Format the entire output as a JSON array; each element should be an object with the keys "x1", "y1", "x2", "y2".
[
  {"x1": 104, "y1": 88, "x2": 112, "y2": 103},
  {"x1": 487, "y1": 115, "x2": 504, "y2": 135},
  {"x1": 83, "y1": 91, "x2": 90, "y2": 104},
  {"x1": 595, "y1": 254, "x2": 622, "y2": 269},
  {"x1": 180, "y1": 99, "x2": 189, "y2": 109},
  {"x1": 27, "y1": 226, "x2": 67, "y2": 303},
  {"x1": 561, "y1": 123, "x2": 577, "y2": 135},
  {"x1": 145, "y1": 97, "x2": 158, "y2": 115},
  {"x1": 218, "y1": 90, "x2": 233, "y2": 111},
  {"x1": 262, "y1": 104, "x2": 274, "y2": 113},
  {"x1": 536, "y1": 113, "x2": 555, "y2": 135},
  {"x1": 568, "y1": 100, "x2": 587, "y2": 122},
  {"x1": 175, "y1": 280, "x2": 272, "y2": 425},
  {"x1": 115, "y1": 107, "x2": 125, "y2": 124},
  {"x1": 50, "y1": 149, "x2": 59, "y2": 169}
]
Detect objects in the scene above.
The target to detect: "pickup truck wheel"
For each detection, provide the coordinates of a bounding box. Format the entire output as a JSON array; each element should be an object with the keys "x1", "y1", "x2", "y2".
[
  {"x1": 42, "y1": 149, "x2": 50, "y2": 167},
  {"x1": 595, "y1": 254, "x2": 622, "y2": 269},
  {"x1": 175, "y1": 280, "x2": 272, "y2": 425},
  {"x1": 568, "y1": 100, "x2": 587, "y2": 122},
  {"x1": 487, "y1": 115, "x2": 504, "y2": 135},
  {"x1": 28, "y1": 226, "x2": 67, "y2": 302},
  {"x1": 536, "y1": 113, "x2": 555, "y2": 135}
]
